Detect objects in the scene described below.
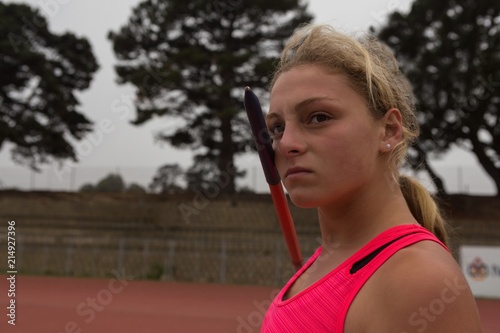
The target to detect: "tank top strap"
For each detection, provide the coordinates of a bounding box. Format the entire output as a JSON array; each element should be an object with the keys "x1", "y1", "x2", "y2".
[{"x1": 336, "y1": 224, "x2": 447, "y2": 332}]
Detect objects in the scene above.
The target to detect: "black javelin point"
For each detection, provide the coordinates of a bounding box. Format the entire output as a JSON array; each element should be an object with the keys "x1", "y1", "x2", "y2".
[{"x1": 243, "y1": 87, "x2": 281, "y2": 185}]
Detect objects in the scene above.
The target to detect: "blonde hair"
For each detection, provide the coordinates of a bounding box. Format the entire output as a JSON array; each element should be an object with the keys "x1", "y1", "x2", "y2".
[{"x1": 271, "y1": 24, "x2": 449, "y2": 245}]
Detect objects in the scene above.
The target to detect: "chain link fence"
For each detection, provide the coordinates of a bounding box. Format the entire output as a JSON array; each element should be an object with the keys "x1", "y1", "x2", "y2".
[
  {"x1": 0, "y1": 192, "x2": 498, "y2": 286},
  {"x1": 7, "y1": 233, "x2": 320, "y2": 285}
]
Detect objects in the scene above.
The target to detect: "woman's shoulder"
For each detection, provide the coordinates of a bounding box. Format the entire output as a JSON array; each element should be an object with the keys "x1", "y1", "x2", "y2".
[
  {"x1": 387, "y1": 239, "x2": 457, "y2": 276},
  {"x1": 378, "y1": 240, "x2": 466, "y2": 300},
  {"x1": 347, "y1": 240, "x2": 483, "y2": 333}
]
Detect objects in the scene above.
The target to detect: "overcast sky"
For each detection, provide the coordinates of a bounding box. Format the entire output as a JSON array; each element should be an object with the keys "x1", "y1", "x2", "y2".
[{"x1": 0, "y1": 0, "x2": 495, "y2": 194}]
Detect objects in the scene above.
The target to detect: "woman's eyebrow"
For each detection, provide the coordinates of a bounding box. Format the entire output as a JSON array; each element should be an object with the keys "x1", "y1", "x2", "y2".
[
  {"x1": 295, "y1": 96, "x2": 341, "y2": 111},
  {"x1": 266, "y1": 96, "x2": 341, "y2": 122},
  {"x1": 265, "y1": 112, "x2": 280, "y2": 123}
]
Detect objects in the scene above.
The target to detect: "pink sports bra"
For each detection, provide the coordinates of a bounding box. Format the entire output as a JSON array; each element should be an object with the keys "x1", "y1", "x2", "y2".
[{"x1": 261, "y1": 224, "x2": 447, "y2": 332}]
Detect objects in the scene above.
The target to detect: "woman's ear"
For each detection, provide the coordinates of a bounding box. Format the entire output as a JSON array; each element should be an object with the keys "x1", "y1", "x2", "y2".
[{"x1": 380, "y1": 108, "x2": 403, "y2": 152}]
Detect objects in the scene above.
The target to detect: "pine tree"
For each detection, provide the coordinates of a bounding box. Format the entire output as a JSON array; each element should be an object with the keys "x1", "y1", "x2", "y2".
[
  {"x1": 0, "y1": 3, "x2": 99, "y2": 170},
  {"x1": 377, "y1": 0, "x2": 499, "y2": 196},
  {"x1": 108, "y1": 0, "x2": 312, "y2": 194}
]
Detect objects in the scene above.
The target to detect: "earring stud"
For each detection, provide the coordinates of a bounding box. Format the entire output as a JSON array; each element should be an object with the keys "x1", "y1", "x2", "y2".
[{"x1": 386, "y1": 143, "x2": 391, "y2": 150}]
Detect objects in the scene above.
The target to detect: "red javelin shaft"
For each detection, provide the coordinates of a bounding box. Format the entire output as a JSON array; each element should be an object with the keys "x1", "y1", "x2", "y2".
[{"x1": 243, "y1": 87, "x2": 303, "y2": 271}]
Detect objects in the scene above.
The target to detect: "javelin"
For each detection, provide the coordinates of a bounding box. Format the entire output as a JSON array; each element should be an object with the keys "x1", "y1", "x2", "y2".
[{"x1": 244, "y1": 87, "x2": 303, "y2": 271}]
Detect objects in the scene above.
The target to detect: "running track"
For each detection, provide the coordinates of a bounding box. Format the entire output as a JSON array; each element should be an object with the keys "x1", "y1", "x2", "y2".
[{"x1": 0, "y1": 275, "x2": 498, "y2": 333}]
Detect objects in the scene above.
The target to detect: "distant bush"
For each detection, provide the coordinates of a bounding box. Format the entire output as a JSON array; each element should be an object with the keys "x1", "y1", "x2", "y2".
[
  {"x1": 127, "y1": 183, "x2": 146, "y2": 193},
  {"x1": 79, "y1": 184, "x2": 95, "y2": 192},
  {"x1": 95, "y1": 174, "x2": 125, "y2": 192},
  {"x1": 79, "y1": 173, "x2": 145, "y2": 193}
]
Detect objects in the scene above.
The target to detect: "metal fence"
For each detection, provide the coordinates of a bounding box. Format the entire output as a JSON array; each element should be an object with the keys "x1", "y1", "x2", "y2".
[
  {"x1": 1, "y1": 232, "x2": 320, "y2": 286},
  {"x1": 0, "y1": 192, "x2": 498, "y2": 286},
  {"x1": 6, "y1": 220, "x2": 500, "y2": 285}
]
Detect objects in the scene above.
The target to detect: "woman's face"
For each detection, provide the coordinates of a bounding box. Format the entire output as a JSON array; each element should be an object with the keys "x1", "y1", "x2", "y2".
[{"x1": 267, "y1": 65, "x2": 387, "y2": 208}]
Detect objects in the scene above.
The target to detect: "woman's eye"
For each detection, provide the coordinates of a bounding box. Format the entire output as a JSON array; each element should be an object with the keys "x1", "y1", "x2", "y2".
[
  {"x1": 310, "y1": 114, "x2": 330, "y2": 124},
  {"x1": 269, "y1": 124, "x2": 284, "y2": 136}
]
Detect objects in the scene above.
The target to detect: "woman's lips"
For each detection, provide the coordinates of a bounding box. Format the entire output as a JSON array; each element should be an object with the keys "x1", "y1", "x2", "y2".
[{"x1": 285, "y1": 167, "x2": 312, "y2": 179}]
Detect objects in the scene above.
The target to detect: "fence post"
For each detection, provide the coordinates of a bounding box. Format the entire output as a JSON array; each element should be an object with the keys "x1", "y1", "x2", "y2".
[
  {"x1": 142, "y1": 239, "x2": 150, "y2": 278},
  {"x1": 65, "y1": 244, "x2": 74, "y2": 276},
  {"x1": 164, "y1": 240, "x2": 176, "y2": 279},
  {"x1": 92, "y1": 243, "x2": 100, "y2": 277},
  {"x1": 246, "y1": 243, "x2": 255, "y2": 283},
  {"x1": 42, "y1": 244, "x2": 49, "y2": 275},
  {"x1": 220, "y1": 240, "x2": 227, "y2": 284},
  {"x1": 117, "y1": 238, "x2": 125, "y2": 274},
  {"x1": 194, "y1": 241, "x2": 202, "y2": 280}
]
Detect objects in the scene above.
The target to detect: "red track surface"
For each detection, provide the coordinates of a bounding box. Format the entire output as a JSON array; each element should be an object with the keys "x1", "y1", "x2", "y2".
[{"x1": 0, "y1": 275, "x2": 498, "y2": 333}]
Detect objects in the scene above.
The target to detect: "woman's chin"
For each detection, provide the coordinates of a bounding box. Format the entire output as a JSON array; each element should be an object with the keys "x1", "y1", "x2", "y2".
[{"x1": 288, "y1": 192, "x2": 320, "y2": 209}]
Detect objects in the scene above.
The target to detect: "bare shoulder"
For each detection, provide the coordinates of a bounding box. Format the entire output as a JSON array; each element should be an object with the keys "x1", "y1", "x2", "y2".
[{"x1": 348, "y1": 240, "x2": 483, "y2": 333}]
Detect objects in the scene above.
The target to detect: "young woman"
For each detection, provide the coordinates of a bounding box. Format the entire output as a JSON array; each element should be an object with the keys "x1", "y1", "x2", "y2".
[{"x1": 261, "y1": 24, "x2": 483, "y2": 333}]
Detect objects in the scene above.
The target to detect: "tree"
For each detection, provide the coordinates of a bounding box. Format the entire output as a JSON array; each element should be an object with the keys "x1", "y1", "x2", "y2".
[
  {"x1": 376, "y1": 0, "x2": 500, "y2": 196},
  {"x1": 79, "y1": 173, "x2": 125, "y2": 192},
  {"x1": 95, "y1": 173, "x2": 125, "y2": 192},
  {"x1": 108, "y1": 0, "x2": 312, "y2": 194},
  {"x1": 80, "y1": 174, "x2": 147, "y2": 193},
  {"x1": 0, "y1": 3, "x2": 99, "y2": 170},
  {"x1": 127, "y1": 183, "x2": 146, "y2": 193},
  {"x1": 149, "y1": 163, "x2": 184, "y2": 194},
  {"x1": 79, "y1": 183, "x2": 95, "y2": 192}
]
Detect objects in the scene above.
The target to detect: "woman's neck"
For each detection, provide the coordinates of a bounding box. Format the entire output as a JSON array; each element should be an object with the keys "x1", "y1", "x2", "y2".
[{"x1": 316, "y1": 182, "x2": 418, "y2": 252}]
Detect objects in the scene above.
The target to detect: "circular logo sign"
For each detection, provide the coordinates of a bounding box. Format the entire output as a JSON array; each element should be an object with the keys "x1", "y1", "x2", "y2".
[{"x1": 467, "y1": 257, "x2": 488, "y2": 281}]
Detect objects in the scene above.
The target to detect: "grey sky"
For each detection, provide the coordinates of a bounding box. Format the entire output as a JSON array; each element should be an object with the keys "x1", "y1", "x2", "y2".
[{"x1": 0, "y1": 0, "x2": 495, "y2": 194}]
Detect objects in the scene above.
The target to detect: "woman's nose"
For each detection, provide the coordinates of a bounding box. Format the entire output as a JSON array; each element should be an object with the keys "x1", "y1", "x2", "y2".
[{"x1": 276, "y1": 124, "x2": 306, "y2": 157}]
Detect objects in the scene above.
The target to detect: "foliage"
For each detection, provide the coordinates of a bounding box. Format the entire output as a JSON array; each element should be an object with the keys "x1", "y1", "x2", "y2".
[
  {"x1": 127, "y1": 183, "x2": 146, "y2": 193},
  {"x1": 79, "y1": 183, "x2": 95, "y2": 192},
  {"x1": 79, "y1": 173, "x2": 132, "y2": 193},
  {"x1": 146, "y1": 263, "x2": 164, "y2": 280},
  {"x1": 376, "y1": 0, "x2": 499, "y2": 195},
  {"x1": 79, "y1": 174, "x2": 149, "y2": 193},
  {"x1": 108, "y1": 0, "x2": 313, "y2": 193},
  {"x1": 0, "y1": 3, "x2": 99, "y2": 170},
  {"x1": 149, "y1": 163, "x2": 184, "y2": 194},
  {"x1": 95, "y1": 173, "x2": 125, "y2": 192}
]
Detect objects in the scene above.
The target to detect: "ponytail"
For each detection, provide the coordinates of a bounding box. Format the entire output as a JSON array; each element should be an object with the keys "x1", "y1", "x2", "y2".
[{"x1": 399, "y1": 176, "x2": 449, "y2": 246}]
